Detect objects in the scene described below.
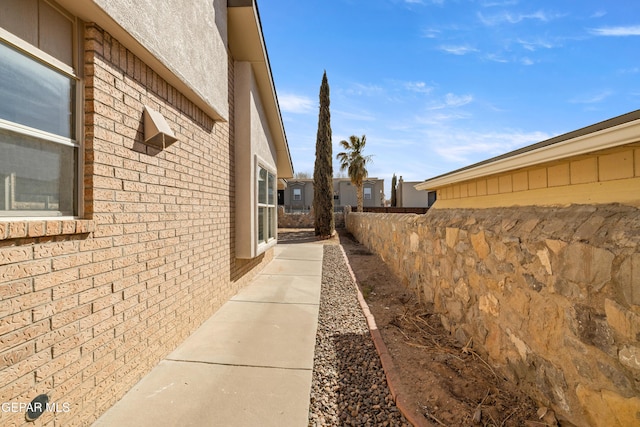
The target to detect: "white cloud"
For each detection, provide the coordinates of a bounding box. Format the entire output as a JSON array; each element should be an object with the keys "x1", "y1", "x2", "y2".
[
  {"x1": 481, "y1": 0, "x2": 519, "y2": 7},
  {"x1": 334, "y1": 109, "x2": 376, "y2": 121},
  {"x1": 407, "y1": 0, "x2": 445, "y2": 4},
  {"x1": 590, "y1": 26, "x2": 640, "y2": 36},
  {"x1": 428, "y1": 129, "x2": 552, "y2": 163},
  {"x1": 404, "y1": 81, "x2": 433, "y2": 93},
  {"x1": 517, "y1": 37, "x2": 556, "y2": 51},
  {"x1": 421, "y1": 94, "x2": 475, "y2": 114},
  {"x1": 478, "y1": 10, "x2": 558, "y2": 26},
  {"x1": 521, "y1": 57, "x2": 534, "y2": 65},
  {"x1": 444, "y1": 93, "x2": 473, "y2": 107},
  {"x1": 419, "y1": 112, "x2": 469, "y2": 124},
  {"x1": 590, "y1": 10, "x2": 607, "y2": 19},
  {"x1": 346, "y1": 83, "x2": 384, "y2": 96},
  {"x1": 569, "y1": 90, "x2": 612, "y2": 104},
  {"x1": 620, "y1": 67, "x2": 640, "y2": 74},
  {"x1": 278, "y1": 93, "x2": 315, "y2": 114},
  {"x1": 485, "y1": 53, "x2": 509, "y2": 63},
  {"x1": 438, "y1": 45, "x2": 478, "y2": 55},
  {"x1": 421, "y1": 28, "x2": 441, "y2": 38}
]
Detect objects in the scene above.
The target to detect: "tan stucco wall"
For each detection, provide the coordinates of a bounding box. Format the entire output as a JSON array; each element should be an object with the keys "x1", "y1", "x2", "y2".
[
  {"x1": 284, "y1": 180, "x2": 313, "y2": 210},
  {"x1": 433, "y1": 144, "x2": 640, "y2": 209},
  {"x1": 283, "y1": 179, "x2": 385, "y2": 209},
  {"x1": 57, "y1": 0, "x2": 229, "y2": 120},
  {"x1": 235, "y1": 61, "x2": 278, "y2": 258},
  {"x1": 400, "y1": 181, "x2": 430, "y2": 207},
  {"x1": 336, "y1": 179, "x2": 384, "y2": 207}
]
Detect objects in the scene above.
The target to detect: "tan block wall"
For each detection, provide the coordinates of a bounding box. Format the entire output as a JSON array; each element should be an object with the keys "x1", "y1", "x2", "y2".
[
  {"x1": 0, "y1": 24, "x2": 271, "y2": 427},
  {"x1": 347, "y1": 206, "x2": 640, "y2": 427},
  {"x1": 434, "y1": 144, "x2": 640, "y2": 208},
  {"x1": 277, "y1": 208, "x2": 345, "y2": 229}
]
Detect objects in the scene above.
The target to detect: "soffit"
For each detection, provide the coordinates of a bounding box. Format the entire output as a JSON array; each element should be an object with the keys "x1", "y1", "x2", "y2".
[{"x1": 228, "y1": 1, "x2": 294, "y2": 179}]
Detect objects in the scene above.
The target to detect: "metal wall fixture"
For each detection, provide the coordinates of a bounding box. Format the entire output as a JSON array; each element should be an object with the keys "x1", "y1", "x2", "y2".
[{"x1": 143, "y1": 105, "x2": 178, "y2": 149}]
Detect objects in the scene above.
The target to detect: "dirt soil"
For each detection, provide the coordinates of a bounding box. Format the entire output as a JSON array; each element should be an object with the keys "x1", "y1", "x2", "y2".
[{"x1": 336, "y1": 228, "x2": 545, "y2": 427}]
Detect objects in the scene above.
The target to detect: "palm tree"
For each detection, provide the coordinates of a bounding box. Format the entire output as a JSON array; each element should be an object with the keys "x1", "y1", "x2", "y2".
[{"x1": 336, "y1": 135, "x2": 373, "y2": 212}]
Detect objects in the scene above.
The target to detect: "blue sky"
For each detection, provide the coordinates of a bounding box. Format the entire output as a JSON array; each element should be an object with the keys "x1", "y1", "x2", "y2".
[{"x1": 258, "y1": 0, "x2": 640, "y2": 198}]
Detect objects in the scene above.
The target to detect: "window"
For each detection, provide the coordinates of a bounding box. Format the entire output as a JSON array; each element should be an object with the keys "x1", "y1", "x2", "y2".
[
  {"x1": 258, "y1": 166, "x2": 276, "y2": 245},
  {"x1": 0, "y1": 3, "x2": 79, "y2": 217},
  {"x1": 364, "y1": 187, "x2": 372, "y2": 200},
  {"x1": 293, "y1": 188, "x2": 302, "y2": 201}
]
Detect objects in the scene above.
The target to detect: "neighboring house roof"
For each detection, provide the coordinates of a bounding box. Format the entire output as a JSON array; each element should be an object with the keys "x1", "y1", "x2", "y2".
[
  {"x1": 228, "y1": 0, "x2": 294, "y2": 179},
  {"x1": 416, "y1": 109, "x2": 640, "y2": 191}
]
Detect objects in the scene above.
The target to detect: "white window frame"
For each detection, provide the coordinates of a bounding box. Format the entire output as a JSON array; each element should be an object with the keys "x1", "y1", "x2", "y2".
[
  {"x1": 0, "y1": 10, "x2": 83, "y2": 220},
  {"x1": 364, "y1": 187, "x2": 372, "y2": 200},
  {"x1": 293, "y1": 188, "x2": 302, "y2": 201},
  {"x1": 256, "y1": 162, "x2": 277, "y2": 254}
]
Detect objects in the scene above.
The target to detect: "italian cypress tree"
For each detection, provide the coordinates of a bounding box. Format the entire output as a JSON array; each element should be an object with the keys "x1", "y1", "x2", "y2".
[
  {"x1": 313, "y1": 71, "x2": 334, "y2": 237},
  {"x1": 391, "y1": 173, "x2": 397, "y2": 207}
]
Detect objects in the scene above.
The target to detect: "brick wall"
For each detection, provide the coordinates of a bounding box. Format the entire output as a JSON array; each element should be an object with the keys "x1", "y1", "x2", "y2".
[{"x1": 0, "y1": 24, "x2": 272, "y2": 427}]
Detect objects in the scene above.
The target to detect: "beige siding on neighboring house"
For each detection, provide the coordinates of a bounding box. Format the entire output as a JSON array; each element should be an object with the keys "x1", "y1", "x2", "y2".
[
  {"x1": 335, "y1": 179, "x2": 384, "y2": 208},
  {"x1": 433, "y1": 144, "x2": 640, "y2": 208},
  {"x1": 282, "y1": 178, "x2": 385, "y2": 211}
]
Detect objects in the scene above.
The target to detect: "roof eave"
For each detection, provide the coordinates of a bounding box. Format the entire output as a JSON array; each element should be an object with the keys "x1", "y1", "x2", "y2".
[
  {"x1": 416, "y1": 110, "x2": 640, "y2": 191},
  {"x1": 228, "y1": 1, "x2": 294, "y2": 179}
]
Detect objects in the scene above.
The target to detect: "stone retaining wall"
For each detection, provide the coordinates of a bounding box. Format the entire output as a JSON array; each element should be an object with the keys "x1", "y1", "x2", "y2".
[
  {"x1": 278, "y1": 209, "x2": 345, "y2": 229},
  {"x1": 346, "y1": 205, "x2": 640, "y2": 427}
]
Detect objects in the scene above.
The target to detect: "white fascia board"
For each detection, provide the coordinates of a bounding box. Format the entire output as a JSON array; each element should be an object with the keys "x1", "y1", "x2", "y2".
[{"x1": 415, "y1": 118, "x2": 640, "y2": 191}]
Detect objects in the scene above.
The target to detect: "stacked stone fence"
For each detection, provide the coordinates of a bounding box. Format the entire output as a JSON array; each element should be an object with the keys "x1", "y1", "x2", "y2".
[
  {"x1": 278, "y1": 207, "x2": 345, "y2": 229},
  {"x1": 346, "y1": 205, "x2": 640, "y2": 427}
]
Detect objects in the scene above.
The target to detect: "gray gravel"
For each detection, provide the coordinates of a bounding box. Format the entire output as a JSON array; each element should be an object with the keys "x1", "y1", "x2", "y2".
[{"x1": 308, "y1": 245, "x2": 410, "y2": 427}]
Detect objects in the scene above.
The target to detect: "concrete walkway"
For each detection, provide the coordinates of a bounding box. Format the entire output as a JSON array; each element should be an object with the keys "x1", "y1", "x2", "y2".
[{"x1": 93, "y1": 243, "x2": 323, "y2": 427}]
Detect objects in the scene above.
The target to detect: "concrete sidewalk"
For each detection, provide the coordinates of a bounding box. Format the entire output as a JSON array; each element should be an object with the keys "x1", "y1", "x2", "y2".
[{"x1": 93, "y1": 243, "x2": 323, "y2": 427}]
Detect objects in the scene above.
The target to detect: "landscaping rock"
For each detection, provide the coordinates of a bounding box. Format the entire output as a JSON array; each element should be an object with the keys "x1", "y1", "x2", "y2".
[{"x1": 308, "y1": 245, "x2": 410, "y2": 426}]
